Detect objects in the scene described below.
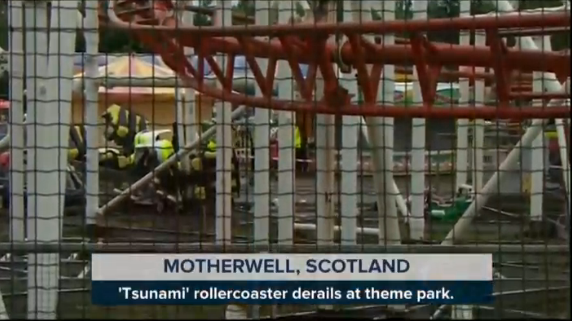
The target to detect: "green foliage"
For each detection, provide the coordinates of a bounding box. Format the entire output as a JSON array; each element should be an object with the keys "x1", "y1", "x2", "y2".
[
  {"x1": 234, "y1": 0, "x2": 255, "y2": 16},
  {"x1": 0, "y1": 73, "x2": 7, "y2": 100},
  {"x1": 98, "y1": 29, "x2": 150, "y2": 53},
  {"x1": 0, "y1": 0, "x2": 569, "y2": 64},
  {"x1": 75, "y1": 27, "x2": 151, "y2": 53},
  {"x1": 194, "y1": 0, "x2": 214, "y2": 26},
  {"x1": 0, "y1": 2, "x2": 7, "y2": 50},
  {"x1": 295, "y1": 2, "x2": 307, "y2": 17},
  {"x1": 74, "y1": 1, "x2": 150, "y2": 53}
]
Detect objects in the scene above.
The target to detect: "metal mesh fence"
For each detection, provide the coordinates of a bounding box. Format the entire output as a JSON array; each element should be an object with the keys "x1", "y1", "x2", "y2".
[{"x1": 0, "y1": 0, "x2": 569, "y2": 319}]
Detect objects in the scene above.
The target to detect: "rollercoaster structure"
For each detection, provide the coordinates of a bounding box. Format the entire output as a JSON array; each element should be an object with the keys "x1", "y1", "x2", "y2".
[{"x1": 0, "y1": 0, "x2": 569, "y2": 319}]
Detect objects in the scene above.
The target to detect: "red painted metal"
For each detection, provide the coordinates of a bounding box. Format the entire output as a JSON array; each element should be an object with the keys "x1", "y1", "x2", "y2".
[
  {"x1": 0, "y1": 152, "x2": 8, "y2": 169},
  {"x1": 103, "y1": 0, "x2": 571, "y2": 120}
]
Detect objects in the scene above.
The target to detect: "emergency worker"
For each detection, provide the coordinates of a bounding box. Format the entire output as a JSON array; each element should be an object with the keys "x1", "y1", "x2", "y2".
[
  {"x1": 129, "y1": 130, "x2": 179, "y2": 198},
  {"x1": 188, "y1": 150, "x2": 240, "y2": 202},
  {"x1": 207, "y1": 139, "x2": 217, "y2": 152},
  {"x1": 131, "y1": 130, "x2": 170, "y2": 177},
  {"x1": 101, "y1": 104, "x2": 149, "y2": 155},
  {"x1": 155, "y1": 139, "x2": 176, "y2": 164},
  {"x1": 294, "y1": 125, "x2": 308, "y2": 171},
  {"x1": 233, "y1": 123, "x2": 254, "y2": 172},
  {"x1": 188, "y1": 140, "x2": 241, "y2": 202},
  {"x1": 68, "y1": 125, "x2": 86, "y2": 162},
  {"x1": 22, "y1": 114, "x2": 84, "y2": 163},
  {"x1": 67, "y1": 124, "x2": 134, "y2": 169},
  {"x1": 545, "y1": 120, "x2": 561, "y2": 166},
  {"x1": 171, "y1": 118, "x2": 243, "y2": 202},
  {"x1": 98, "y1": 147, "x2": 135, "y2": 170},
  {"x1": 294, "y1": 125, "x2": 302, "y2": 150},
  {"x1": 200, "y1": 120, "x2": 242, "y2": 187}
]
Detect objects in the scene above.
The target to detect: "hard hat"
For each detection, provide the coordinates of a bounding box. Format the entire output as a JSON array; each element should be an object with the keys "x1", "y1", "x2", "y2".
[
  {"x1": 155, "y1": 139, "x2": 175, "y2": 163},
  {"x1": 155, "y1": 139, "x2": 174, "y2": 152},
  {"x1": 134, "y1": 130, "x2": 154, "y2": 149},
  {"x1": 102, "y1": 104, "x2": 121, "y2": 118},
  {"x1": 134, "y1": 129, "x2": 173, "y2": 149}
]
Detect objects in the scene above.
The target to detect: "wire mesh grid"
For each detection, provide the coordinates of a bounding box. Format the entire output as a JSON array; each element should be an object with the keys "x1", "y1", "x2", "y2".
[{"x1": 0, "y1": 0, "x2": 569, "y2": 319}]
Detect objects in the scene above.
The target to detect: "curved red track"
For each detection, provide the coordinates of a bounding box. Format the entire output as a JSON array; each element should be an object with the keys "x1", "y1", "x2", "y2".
[{"x1": 104, "y1": 0, "x2": 571, "y2": 119}]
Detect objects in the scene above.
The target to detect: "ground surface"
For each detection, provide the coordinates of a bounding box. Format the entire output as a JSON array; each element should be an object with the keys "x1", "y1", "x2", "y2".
[{"x1": 0, "y1": 169, "x2": 568, "y2": 319}]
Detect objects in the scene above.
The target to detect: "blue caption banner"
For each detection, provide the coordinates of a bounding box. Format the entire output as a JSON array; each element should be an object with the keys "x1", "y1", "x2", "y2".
[{"x1": 92, "y1": 281, "x2": 493, "y2": 305}]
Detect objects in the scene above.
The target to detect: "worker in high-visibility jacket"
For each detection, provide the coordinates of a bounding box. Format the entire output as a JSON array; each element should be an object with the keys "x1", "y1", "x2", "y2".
[
  {"x1": 294, "y1": 126, "x2": 302, "y2": 149},
  {"x1": 207, "y1": 139, "x2": 217, "y2": 152},
  {"x1": 128, "y1": 130, "x2": 179, "y2": 199},
  {"x1": 98, "y1": 147, "x2": 134, "y2": 170},
  {"x1": 131, "y1": 130, "x2": 175, "y2": 174},
  {"x1": 22, "y1": 118, "x2": 87, "y2": 164},
  {"x1": 189, "y1": 138, "x2": 241, "y2": 201},
  {"x1": 68, "y1": 125, "x2": 86, "y2": 162},
  {"x1": 101, "y1": 104, "x2": 149, "y2": 156},
  {"x1": 545, "y1": 119, "x2": 562, "y2": 166},
  {"x1": 68, "y1": 125, "x2": 130, "y2": 169},
  {"x1": 294, "y1": 125, "x2": 308, "y2": 172}
]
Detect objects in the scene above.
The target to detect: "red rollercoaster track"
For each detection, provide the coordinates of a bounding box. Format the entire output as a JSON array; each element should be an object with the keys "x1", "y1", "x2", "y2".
[{"x1": 102, "y1": 0, "x2": 571, "y2": 120}]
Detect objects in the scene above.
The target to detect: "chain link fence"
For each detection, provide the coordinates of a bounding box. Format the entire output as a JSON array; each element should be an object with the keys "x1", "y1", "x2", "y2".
[{"x1": 0, "y1": 0, "x2": 569, "y2": 319}]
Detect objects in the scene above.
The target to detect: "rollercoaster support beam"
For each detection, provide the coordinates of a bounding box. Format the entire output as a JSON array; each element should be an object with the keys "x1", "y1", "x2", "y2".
[
  {"x1": 6, "y1": 0, "x2": 26, "y2": 277},
  {"x1": 183, "y1": 2, "x2": 196, "y2": 172},
  {"x1": 103, "y1": 2, "x2": 571, "y2": 115},
  {"x1": 454, "y1": 21, "x2": 478, "y2": 321},
  {"x1": 276, "y1": 1, "x2": 295, "y2": 246},
  {"x1": 357, "y1": 119, "x2": 411, "y2": 225},
  {"x1": 83, "y1": 0, "x2": 100, "y2": 228},
  {"x1": 176, "y1": 0, "x2": 196, "y2": 173},
  {"x1": 1, "y1": 0, "x2": 24, "y2": 316},
  {"x1": 214, "y1": 0, "x2": 233, "y2": 245},
  {"x1": 57, "y1": 61, "x2": 553, "y2": 89},
  {"x1": 0, "y1": 241, "x2": 566, "y2": 254},
  {"x1": 442, "y1": 79, "x2": 570, "y2": 243},
  {"x1": 250, "y1": 1, "x2": 272, "y2": 319},
  {"x1": 66, "y1": 4, "x2": 99, "y2": 272},
  {"x1": 253, "y1": 0, "x2": 271, "y2": 249},
  {"x1": 528, "y1": 35, "x2": 551, "y2": 223},
  {"x1": 457, "y1": 26, "x2": 487, "y2": 196},
  {"x1": 174, "y1": 36, "x2": 570, "y2": 74},
  {"x1": 339, "y1": 0, "x2": 359, "y2": 246},
  {"x1": 314, "y1": 3, "x2": 337, "y2": 311},
  {"x1": 24, "y1": 0, "x2": 49, "y2": 317},
  {"x1": 359, "y1": 0, "x2": 401, "y2": 245},
  {"x1": 25, "y1": 1, "x2": 77, "y2": 319},
  {"x1": 443, "y1": 0, "x2": 572, "y2": 245},
  {"x1": 100, "y1": 4, "x2": 572, "y2": 119},
  {"x1": 131, "y1": 9, "x2": 569, "y2": 39},
  {"x1": 408, "y1": 0, "x2": 429, "y2": 241},
  {"x1": 456, "y1": 1, "x2": 471, "y2": 191},
  {"x1": 471, "y1": 30, "x2": 486, "y2": 193}
]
